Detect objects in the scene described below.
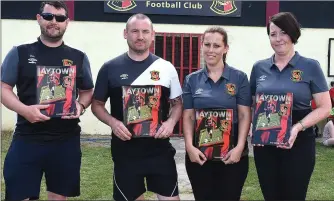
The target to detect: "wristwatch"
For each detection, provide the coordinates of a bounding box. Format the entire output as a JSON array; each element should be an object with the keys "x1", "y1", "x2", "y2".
[{"x1": 79, "y1": 102, "x2": 86, "y2": 115}]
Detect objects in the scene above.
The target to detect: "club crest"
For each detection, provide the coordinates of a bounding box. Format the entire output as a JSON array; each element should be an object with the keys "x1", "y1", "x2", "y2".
[
  {"x1": 150, "y1": 70, "x2": 160, "y2": 81},
  {"x1": 210, "y1": 1, "x2": 238, "y2": 15},
  {"x1": 291, "y1": 70, "x2": 303, "y2": 82},
  {"x1": 226, "y1": 83, "x2": 236, "y2": 95},
  {"x1": 106, "y1": 0, "x2": 137, "y2": 12}
]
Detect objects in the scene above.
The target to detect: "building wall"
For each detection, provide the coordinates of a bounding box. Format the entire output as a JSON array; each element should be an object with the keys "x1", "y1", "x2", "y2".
[
  {"x1": 279, "y1": 1, "x2": 334, "y2": 29},
  {"x1": 2, "y1": 19, "x2": 334, "y2": 134}
]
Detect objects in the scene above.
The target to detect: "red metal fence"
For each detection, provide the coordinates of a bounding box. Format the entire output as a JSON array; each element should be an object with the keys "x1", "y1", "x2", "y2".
[{"x1": 150, "y1": 33, "x2": 203, "y2": 136}]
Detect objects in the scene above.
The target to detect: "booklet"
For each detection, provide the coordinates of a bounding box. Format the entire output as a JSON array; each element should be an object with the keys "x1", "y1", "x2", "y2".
[
  {"x1": 36, "y1": 65, "x2": 77, "y2": 117},
  {"x1": 122, "y1": 85, "x2": 165, "y2": 137},
  {"x1": 194, "y1": 108, "x2": 234, "y2": 161},
  {"x1": 252, "y1": 92, "x2": 293, "y2": 146}
]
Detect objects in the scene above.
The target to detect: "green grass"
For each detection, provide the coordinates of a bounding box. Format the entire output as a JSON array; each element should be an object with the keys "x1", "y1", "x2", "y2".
[
  {"x1": 306, "y1": 145, "x2": 334, "y2": 200},
  {"x1": 240, "y1": 142, "x2": 334, "y2": 200},
  {"x1": 1, "y1": 131, "x2": 154, "y2": 200},
  {"x1": 2, "y1": 130, "x2": 334, "y2": 200},
  {"x1": 241, "y1": 156, "x2": 264, "y2": 200}
]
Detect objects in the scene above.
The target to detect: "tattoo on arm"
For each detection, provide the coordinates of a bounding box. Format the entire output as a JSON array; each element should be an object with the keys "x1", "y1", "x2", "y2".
[{"x1": 171, "y1": 96, "x2": 182, "y2": 106}]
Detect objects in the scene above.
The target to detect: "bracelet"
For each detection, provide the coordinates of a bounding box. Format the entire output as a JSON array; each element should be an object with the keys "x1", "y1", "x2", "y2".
[
  {"x1": 298, "y1": 120, "x2": 306, "y2": 131},
  {"x1": 78, "y1": 102, "x2": 86, "y2": 115}
]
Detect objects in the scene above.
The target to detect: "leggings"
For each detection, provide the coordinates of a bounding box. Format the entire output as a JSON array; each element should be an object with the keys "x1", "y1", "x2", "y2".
[
  {"x1": 254, "y1": 132, "x2": 315, "y2": 200},
  {"x1": 185, "y1": 154, "x2": 249, "y2": 200}
]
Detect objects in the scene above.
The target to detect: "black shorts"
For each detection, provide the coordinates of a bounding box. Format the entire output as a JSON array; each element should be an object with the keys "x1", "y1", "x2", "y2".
[
  {"x1": 113, "y1": 151, "x2": 179, "y2": 201},
  {"x1": 3, "y1": 134, "x2": 81, "y2": 200}
]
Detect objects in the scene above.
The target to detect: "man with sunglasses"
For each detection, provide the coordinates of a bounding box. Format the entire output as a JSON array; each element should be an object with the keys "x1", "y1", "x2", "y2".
[{"x1": 1, "y1": 1, "x2": 94, "y2": 200}]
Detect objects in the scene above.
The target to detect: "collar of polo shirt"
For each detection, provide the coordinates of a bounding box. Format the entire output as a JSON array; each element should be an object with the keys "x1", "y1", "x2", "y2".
[
  {"x1": 269, "y1": 51, "x2": 301, "y2": 69},
  {"x1": 203, "y1": 63, "x2": 231, "y2": 82}
]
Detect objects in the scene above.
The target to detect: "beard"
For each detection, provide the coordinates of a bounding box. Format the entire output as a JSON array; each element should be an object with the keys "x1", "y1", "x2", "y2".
[
  {"x1": 127, "y1": 40, "x2": 149, "y2": 55},
  {"x1": 40, "y1": 24, "x2": 66, "y2": 42}
]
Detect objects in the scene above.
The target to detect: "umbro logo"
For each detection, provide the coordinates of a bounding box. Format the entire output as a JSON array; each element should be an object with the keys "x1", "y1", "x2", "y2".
[
  {"x1": 195, "y1": 88, "x2": 203, "y2": 95},
  {"x1": 258, "y1": 75, "x2": 266, "y2": 81},
  {"x1": 120, "y1": 74, "x2": 128, "y2": 80},
  {"x1": 28, "y1": 55, "x2": 37, "y2": 64}
]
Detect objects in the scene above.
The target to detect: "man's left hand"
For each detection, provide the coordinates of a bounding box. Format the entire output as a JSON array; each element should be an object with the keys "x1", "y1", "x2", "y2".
[
  {"x1": 154, "y1": 119, "x2": 175, "y2": 139},
  {"x1": 62, "y1": 101, "x2": 83, "y2": 119}
]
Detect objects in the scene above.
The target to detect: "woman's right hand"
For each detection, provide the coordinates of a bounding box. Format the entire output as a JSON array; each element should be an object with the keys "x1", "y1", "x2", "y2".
[{"x1": 186, "y1": 145, "x2": 207, "y2": 165}]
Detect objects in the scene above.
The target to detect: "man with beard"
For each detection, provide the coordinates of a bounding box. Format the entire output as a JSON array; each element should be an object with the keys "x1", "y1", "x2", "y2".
[
  {"x1": 1, "y1": 2, "x2": 94, "y2": 200},
  {"x1": 92, "y1": 13, "x2": 183, "y2": 201}
]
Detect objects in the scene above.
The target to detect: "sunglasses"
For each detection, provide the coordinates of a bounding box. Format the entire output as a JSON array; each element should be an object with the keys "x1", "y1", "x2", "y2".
[{"x1": 40, "y1": 13, "x2": 68, "y2": 22}]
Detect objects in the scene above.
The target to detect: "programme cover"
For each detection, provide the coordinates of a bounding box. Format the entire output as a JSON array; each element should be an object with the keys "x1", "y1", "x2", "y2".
[
  {"x1": 36, "y1": 65, "x2": 77, "y2": 117},
  {"x1": 252, "y1": 92, "x2": 293, "y2": 146},
  {"x1": 195, "y1": 108, "x2": 234, "y2": 161},
  {"x1": 122, "y1": 85, "x2": 164, "y2": 137}
]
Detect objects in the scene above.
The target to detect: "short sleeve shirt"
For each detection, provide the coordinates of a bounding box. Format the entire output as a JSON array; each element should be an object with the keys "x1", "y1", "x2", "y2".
[
  {"x1": 182, "y1": 64, "x2": 252, "y2": 124},
  {"x1": 0, "y1": 37, "x2": 94, "y2": 141},
  {"x1": 250, "y1": 51, "x2": 328, "y2": 110},
  {"x1": 93, "y1": 53, "x2": 182, "y2": 161}
]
